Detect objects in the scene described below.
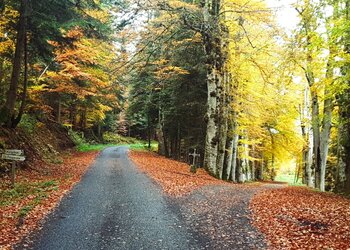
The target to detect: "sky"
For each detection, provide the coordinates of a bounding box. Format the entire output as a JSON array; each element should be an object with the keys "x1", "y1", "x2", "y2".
[{"x1": 265, "y1": 0, "x2": 299, "y2": 31}]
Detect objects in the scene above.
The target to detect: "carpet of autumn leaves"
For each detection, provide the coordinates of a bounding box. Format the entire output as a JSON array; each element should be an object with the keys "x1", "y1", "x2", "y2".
[
  {"x1": 129, "y1": 150, "x2": 227, "y2": 196},
  {"x1": 0, "y1": 151, "x2": 98, "y2": 249},
  {"x1": 130, "y1": 150, "x2": 350, "y2": 249},
  {"x1": 250, "y1": 187, "x2": 350, "y2": 249}
]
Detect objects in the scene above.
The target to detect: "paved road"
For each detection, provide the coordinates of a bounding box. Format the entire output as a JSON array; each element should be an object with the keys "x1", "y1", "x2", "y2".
[{"x1": 23, "y1": 147, "x2": 193, "y2": 250}]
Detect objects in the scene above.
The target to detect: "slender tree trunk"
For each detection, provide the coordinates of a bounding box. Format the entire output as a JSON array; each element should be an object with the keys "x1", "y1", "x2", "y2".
[
  {"x1": 305, "y1": 58, "x2": 321, "y2": 189},
  {"x1": 319, "y1": 51, "x2": 334, "y2": 192},
  {"x1": 229, "y1": 128, "x2": 239, "y2": 181},
  {"x1": 241, "y1": 132, "x2": 250, "y2": 182},
  {"x1": 306, "y1": 129, "x2": 314, "y2": 186},
  {"x1": 216, "y1": 71, "x2": 228, "y2": 179},
  {"x1": 147, "y1": 113, "x2": 151, "y2": 150},
  {"x1": 57, "y1": 95, "x2": 61, "y2": 123},
  {"x1": 0, "y1": 0, "x2": 27, "y2": 127},
  {"x1": 0, "y1": 57, "x2": 5, "y2": 86},
  {"x1": 251, "y1": 145, "x2": 256, "y2": 181},
  {"x1": 224, "y1": 136, "x2": 233, "y2": 180},
  {"x1": 97, "y1": 123, "x2": 102, "y2": 139},
  {"x1": 157, "y1": 110, "x2": 168, "y2": 156},
  {"x1": 301, "y1": 87, "x2": 314, "y2": 187},
  {"x1": 223, "y1": 117, "x2": 234, "y2": 180},
  {"x1": 310, "y1": 91, "x2": 321, "y2": 188},
  {"x1": 336, "y1": 121, "x2": 346, "y2": 192},
  {"x1": 12, "y1": 31, "x2": 28, "y2": 128}
]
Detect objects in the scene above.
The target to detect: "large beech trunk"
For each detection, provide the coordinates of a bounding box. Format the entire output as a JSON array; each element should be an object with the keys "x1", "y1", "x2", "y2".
[
  {"x1": 202, "y1": 0, "x2": 230, "y2": 178},
  {"x1": 203, "y1": 58, "x2": 220, "y2": 175}
]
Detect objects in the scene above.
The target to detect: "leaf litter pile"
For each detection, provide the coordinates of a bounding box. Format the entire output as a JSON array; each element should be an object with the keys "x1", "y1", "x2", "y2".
[
  {"x1": 250, "y1": 187, "x2": 350, "y2": 249},
  {"x1": 0, "y1": 151, "x2": 98, "y2": 249}
]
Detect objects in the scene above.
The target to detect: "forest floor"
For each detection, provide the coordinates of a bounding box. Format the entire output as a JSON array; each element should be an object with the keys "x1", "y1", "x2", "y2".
[
  {"x1": 1, "y1": 147, "x2": 350, "y2": 249},
  {"x1": 130, "y1": 150, "x2": 350, "y2": 250},
  {"x1": 0, "y1": 150, "x2": 98, "y2": 249}
]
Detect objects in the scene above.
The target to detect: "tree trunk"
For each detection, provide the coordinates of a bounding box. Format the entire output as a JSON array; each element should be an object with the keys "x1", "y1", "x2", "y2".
[
  {"x1": 0, "y1": 0, "x2": 27, "y2": 127},
  {"x1": 57, "y1": 95, "x2": 62, "y2": 123},
  {"x1": 230, "y1": 130, "x2": 239, "y2": 182},
  {"x1": 12, "y1": 31, "x2": 28, "y2": 128},
  {"x1": 336, "y1": 122, "x2": 347, "y2": 192},
  {"x1": 306, "y1": 66, "x2": 321, "y2": 188},
  {"x1": 337, "y1": 0, "x2": 350, "y2": 194},
  {"x1": 202, "y1": 0, "x2": 228, "y2": 178},
  {"x1": 311, "y1": 93, "x2": 321, "y2": 189},
  {"x1": 301, "y1": 87, "x2": 314, "y2": 187},
  {"x1": 157, "y1": 111, "x2": 168, "y2": 156},
  {"x1": 216, "y1": 71, "x2": 228, "y2": 179},
  {"x1": 306, "y1": 129, "x2": 314, "y2": 187},
  {"x1": 319, "y1": 51, "x2": 334, "y2": 192},
  {"x1": 203, "y1": 57, "x2": 219, "y2": 175}
]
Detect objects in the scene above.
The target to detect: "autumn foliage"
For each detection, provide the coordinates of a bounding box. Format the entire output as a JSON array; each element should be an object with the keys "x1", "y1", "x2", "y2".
[
  {"x1": 129, "y1": 150, "x2": 224, "y2": 196},
  {"x1": 0, "y1": 151, "x2": 98, "y2": 249},
  {"x1": 250, "y1": 187, "x2": 350, "y2": 249}
]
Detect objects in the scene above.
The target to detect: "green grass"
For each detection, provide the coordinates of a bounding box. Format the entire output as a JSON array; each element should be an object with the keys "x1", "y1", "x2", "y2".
[
  {"x1": 129, "y1": 142, "x2": 158, "y2": 151},
  {"x1": 76, "y1": 136, "x2": 158, "y2": 152},
  {"x1": 0, "y1": 180, "x2": 59, "y2": 217},
  {"x1": 76, "y1": 143, "x2": 118, "y2": 152},
  {"x1": 275, "y1": 174, "x2": 305, "y2": 186}
]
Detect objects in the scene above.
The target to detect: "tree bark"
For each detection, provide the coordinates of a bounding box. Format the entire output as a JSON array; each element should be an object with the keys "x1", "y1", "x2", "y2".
[
  {"x1": 57, "y1": 95, "x2": 62, "y2": 123},
  {"x1": 216, "y1": 71, "x2": 229, "y2": 178},
  {"x1": 301, "y1": 87, "x2": 314, "y2": 187},
  {"x1": 0, "y1": 0, "x2": 27, "y2": 127},
  {"x1": 319, "y1": 50, "x2": 334, "y2": 192},
  {"x1": 202, "y1": 0, "x2": 229, "y2": 178},
  {"x1": 335, "y1": 0, "x2": 350, "y2": 194},
  {"x1": 13, "y1": 32, "x2": 28, "y2": 128},
  {"x1": 230, "y1": 130, "x2": 239, "y2": 182},
  {"x1": 310, "y1": 90, "x2": 321, "y2": 188}
]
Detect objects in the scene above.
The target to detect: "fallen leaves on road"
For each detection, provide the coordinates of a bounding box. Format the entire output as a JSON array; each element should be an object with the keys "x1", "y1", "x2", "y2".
[
  {"x1": 129, "y1": 150, "x2": 225, "y2": 196},
  {"x1": 0, "y1": 151, "x2": 98, "y2": 250},
  {"x1": 129, "y1": 150, "x2": 273, "y2": 248},
  {"x1": 178, "y1": 185, "x2": 268, "y2": 249},
  {"x1": 250, "y1": 186, "x2": 350, "y2": 249}
]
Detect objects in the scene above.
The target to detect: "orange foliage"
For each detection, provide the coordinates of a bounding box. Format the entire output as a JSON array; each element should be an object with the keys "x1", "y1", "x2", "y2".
[
  {"x1": 129, "y1": 150, "x2": 225, "y2": 197},
  {"x1": 0, "y1": 151, "x2": 98, "y2": 249},
  {"x1": 250, "y1": 187, "x2": 350, "y2": 249}
]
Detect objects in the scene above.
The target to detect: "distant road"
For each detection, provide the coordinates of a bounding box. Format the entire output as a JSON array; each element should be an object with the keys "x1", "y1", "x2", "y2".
[{"x1": 21, "y1": 146, "x2": 194, "y2": 250}]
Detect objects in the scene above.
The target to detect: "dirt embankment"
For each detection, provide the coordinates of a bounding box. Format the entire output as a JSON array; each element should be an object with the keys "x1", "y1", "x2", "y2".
[
  {"x1": 0, "y1": 119, "x2": 74, "y2": 174},
  {"x1": 0, "y1": 119, "x2": 98, "y2": 249}
]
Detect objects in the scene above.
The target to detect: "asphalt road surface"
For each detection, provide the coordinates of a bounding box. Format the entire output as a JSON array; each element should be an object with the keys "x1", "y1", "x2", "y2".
[{"x1": 25, "y1": 146, "x2": 194, "y2": 250}]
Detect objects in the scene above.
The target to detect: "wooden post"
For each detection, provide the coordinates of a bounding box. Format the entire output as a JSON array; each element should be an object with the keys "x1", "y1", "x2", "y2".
[
  {"x1": 11, "y1": 161, "x2": 16, "y2": 188},
  {"x1": 189, "y1": 149, "x2": 200, "y2": 173}
]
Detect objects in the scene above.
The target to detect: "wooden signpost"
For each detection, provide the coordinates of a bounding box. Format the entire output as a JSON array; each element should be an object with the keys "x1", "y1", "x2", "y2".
[{"x1": 1, "y1": 149, "x2": 25, "y2": 187}]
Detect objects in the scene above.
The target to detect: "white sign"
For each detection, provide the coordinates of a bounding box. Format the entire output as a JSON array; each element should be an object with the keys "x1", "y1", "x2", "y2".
[
  {"x1": 2, "y1": 149, "x2": 24, "y2": 155},
  {"x1": 1, "y1": 154, "x2": 26, "y2": 161}
]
